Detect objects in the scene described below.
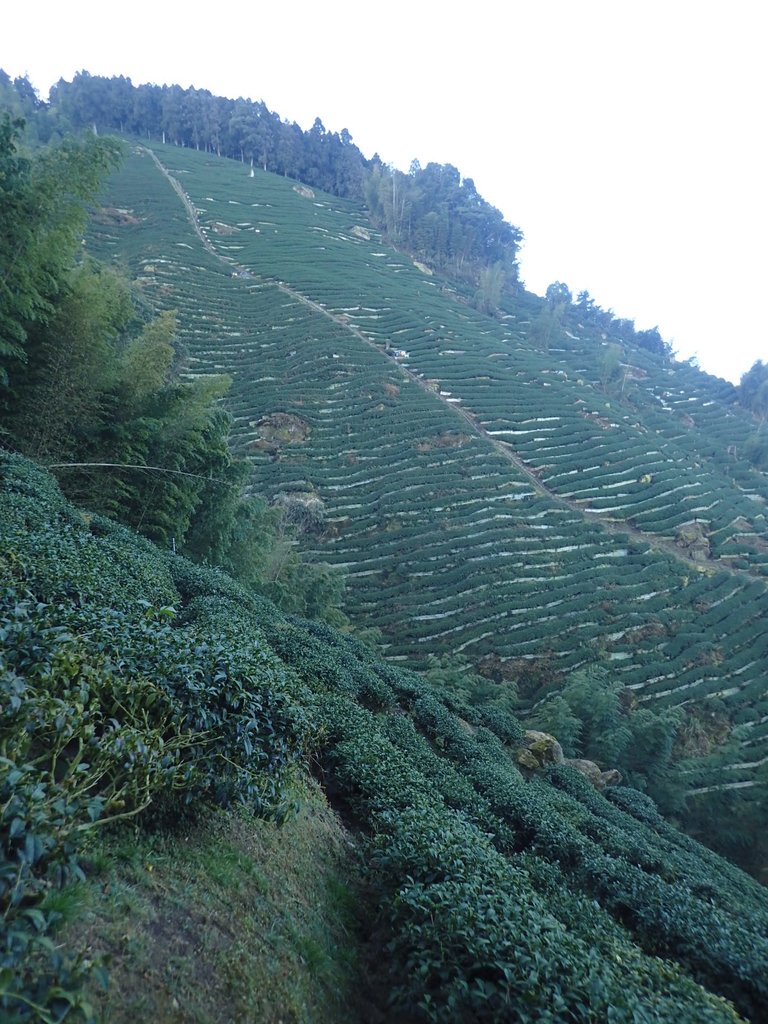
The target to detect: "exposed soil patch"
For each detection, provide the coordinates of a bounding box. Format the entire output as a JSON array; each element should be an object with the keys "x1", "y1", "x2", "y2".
[
  {"x1": 675, "y1": 703, "x2": 732, "y2": 758},
  {"x1": 93, "y1": 206, "x2": 142, "y2": 226},
  {"x1": 415, "y1": 431, "x2": 472, "y2": 452},
  {"x1": 250, "y1": 412, "x2": 311, "y2": 450}
]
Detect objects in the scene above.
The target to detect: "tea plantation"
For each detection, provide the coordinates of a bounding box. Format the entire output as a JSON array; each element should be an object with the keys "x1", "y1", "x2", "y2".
[
  {"x1": 84, "y1": 143, "x2": 768, "y2": 833},
  {"x1": 2, "y1": 453, "x2": 768, "y2": 1022}
]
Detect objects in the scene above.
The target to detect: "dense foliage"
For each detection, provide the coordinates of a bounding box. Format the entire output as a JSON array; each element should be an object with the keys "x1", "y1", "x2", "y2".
[
  {"x1": 0, "y1": 457, "x2": 309, "y2": 1020},
  {"x1": 737, "y1": 360, "x2": 768, "y2": 469},
  {"x1": 0, "y1": 113, "x2": 235, "y2": 545},
  {"x1": 2, "y1": 455, "x2": 767, "y2": 1022},
  {"x1": 571, "y1": 287, "x2": 672, "y2": 359},
  {"x1": 529, "y1": 667, "x2": 683, "y2": 802},
  {"x1": 364, "y1": 159, "x2": 522, "y2": 291},
  {"x1": 0, "y1": 112, "x2": 121, "y2": 378}
]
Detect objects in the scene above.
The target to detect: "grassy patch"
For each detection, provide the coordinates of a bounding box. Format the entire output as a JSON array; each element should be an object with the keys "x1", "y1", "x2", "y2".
[{"x1": 65, "y1": 782, "x2": 374, "y2": 1024}]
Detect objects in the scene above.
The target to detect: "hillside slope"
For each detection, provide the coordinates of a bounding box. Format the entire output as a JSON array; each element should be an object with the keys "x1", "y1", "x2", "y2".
[
  {"x1": 84, "y1": 142, "x2": 768, "y2": 844},
  {"x1": 2, "y1": 453, "x2": 768, "y2": 1023}
]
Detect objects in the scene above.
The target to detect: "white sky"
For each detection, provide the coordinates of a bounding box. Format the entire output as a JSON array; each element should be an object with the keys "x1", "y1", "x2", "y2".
[{"x1": 4, "y1": 0, "x2": 766, "y2": 382}]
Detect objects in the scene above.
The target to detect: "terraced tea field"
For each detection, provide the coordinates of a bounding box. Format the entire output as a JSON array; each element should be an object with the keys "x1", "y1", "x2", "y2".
[
  {"x1": 146, "y1": 145, "x2": 768, "y2": 569},
  {"x1": 87, "y1": 142, "x2": 768, "y2": 805}
]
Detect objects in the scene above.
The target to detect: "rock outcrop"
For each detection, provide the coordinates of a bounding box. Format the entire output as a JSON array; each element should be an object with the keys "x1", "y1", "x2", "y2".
[
  {"x1": 515, "y1": 731, "x2": 622, "y2": 790},
  {"x1": 516, "y1": 730, "x2": 564, "y2": 769},
  {"x1": 676, "y1": 520, "x2": 711, "y2": 562},
  {"x1": 563, "y1": 758, "x2": 622, "y2": 790}
]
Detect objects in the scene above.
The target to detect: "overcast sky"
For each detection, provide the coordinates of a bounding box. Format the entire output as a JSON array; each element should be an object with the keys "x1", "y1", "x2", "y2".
[{"x1": 4, "y1": 0, "x2": 766, "y2": 382}]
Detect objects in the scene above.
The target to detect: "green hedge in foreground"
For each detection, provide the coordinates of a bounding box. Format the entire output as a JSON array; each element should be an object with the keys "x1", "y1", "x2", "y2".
[{"x1": 1, "y1": 454, "x2": 765, "y2": 1023}]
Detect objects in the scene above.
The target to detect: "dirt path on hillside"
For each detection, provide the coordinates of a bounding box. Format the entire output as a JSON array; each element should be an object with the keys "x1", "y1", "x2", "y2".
[
  {"x1": 146, "y1": 148, "x2": 753, "y2": 582},
  {"x1": 145, "y1": 147, "x2": 221, "y2": 257}
]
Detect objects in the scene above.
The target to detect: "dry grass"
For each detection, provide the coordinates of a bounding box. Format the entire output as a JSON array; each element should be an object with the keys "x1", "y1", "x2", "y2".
[{"x1": 65, "y1": 781, "x2": 377, "y2": 1024}]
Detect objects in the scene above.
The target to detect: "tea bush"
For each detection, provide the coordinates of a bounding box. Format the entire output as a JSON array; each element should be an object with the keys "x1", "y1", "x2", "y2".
[{"x1": 1, "y1": 455, "x2": 764, "y2": 1022}]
